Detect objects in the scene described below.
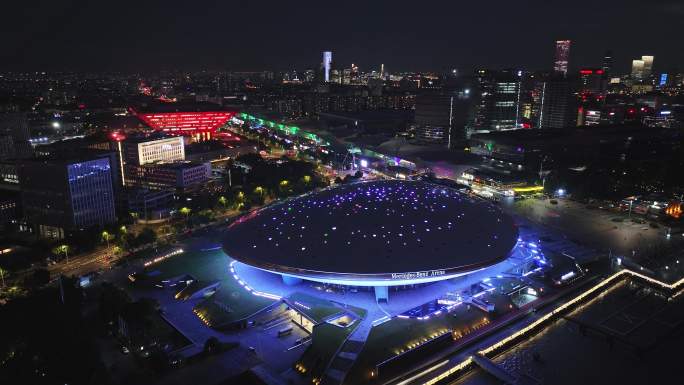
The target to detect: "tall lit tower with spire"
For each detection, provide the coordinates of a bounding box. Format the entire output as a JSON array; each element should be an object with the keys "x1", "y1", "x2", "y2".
[
  {"x1": 322, "y1": 51, "x2": 332, "y2": 82},
  {"x1": 553, "y1": 40, "x2": 571, "y2": 77}
]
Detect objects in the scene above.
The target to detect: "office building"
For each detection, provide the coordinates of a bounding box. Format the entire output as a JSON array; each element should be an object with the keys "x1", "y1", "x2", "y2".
[
  {"x1": 123, "y1": 136, "x2": 185, "y2": 166},
  {"x1": 125, "y1": 162, "x2": 211, "y2": 190},
  {"x1": 112, "y1": 135, "x2": 209, "y2": 190},
  {"x1": 19, "y1": 153, "x2": 116, "y2": 239},
  {"x1": 0, "y1": 112, "x2": 31, "y2": 160},
  {"x1": 579, "y1": 68, "x2": 605, "y2": 95},
  {"x1": 413, "y1": 88, "x2": 473, "y2": 146},
  {"x1": 539, "y1": 77, "x2": 576, "y2": 129},
  {"x1": 641, "y1": 55, "x2": 654, "y2": 78},
  {"x1": 124, "y1": 188, "x2": 175, "y2": 221},
  {"x1": 602, "y1": 50, "x2": 613, "y2": 75},
  {"x1": 471, "y1": 69, "x2": 521, "y2": 132},
  {"x1": 632, "y1": 60, "x2": 645, "y2": 79},
  {"x1": 553, "y1": 40, "x2": 571, "y2": 76},
  {"x1": 0, "y1": 192, "x2": 18, "y2": 231}
]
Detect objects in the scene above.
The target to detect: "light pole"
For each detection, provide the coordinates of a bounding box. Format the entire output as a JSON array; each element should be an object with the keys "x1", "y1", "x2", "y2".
[
  {"x1": 0, "y1": 266, "x2": 6, "y2": 288},
  {"x1": 628, "y1": 199, "x2": 634, "y2": 219},
  {"x1": 539, "y1": 156, "x2": 548, "y2": 190}
]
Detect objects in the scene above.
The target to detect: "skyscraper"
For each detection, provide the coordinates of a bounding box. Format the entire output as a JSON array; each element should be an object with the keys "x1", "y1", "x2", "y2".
[
  {"x1": 632, "y1": 59, "x2": 645, "y2": 79},
  {"x1": 578, "y1": 69, "x2": 605, "y2": 95},
  {"x1": 471, "y1": 69, "x2": 521, "y2": 132},
  {"x1": 539, "y1": 77, "x2": 576, "y2": 129},
  {"x1": 553, "y1": 40, "x2": 571, "y2": 76},
  {"x1": 413, "y1": 87, "x2": 473, "y2": 147},
  {"x1": 322, "y1": 51, "x2": 332, "y2": 82},
  {"x1": 641, "y1": 55, "x2": 654, "y2": 78},
  {"x1": 602, "y1": 50, "x2": 613, "y2": 75}
]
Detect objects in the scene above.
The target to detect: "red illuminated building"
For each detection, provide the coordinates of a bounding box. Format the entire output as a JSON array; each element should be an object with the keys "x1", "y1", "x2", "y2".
[
  {"x1": 130, "y1": 103, "x2": 236, "y2": 141},
  {"x1": 578, "y1": 68, "x2": 605, "y2": 96}
]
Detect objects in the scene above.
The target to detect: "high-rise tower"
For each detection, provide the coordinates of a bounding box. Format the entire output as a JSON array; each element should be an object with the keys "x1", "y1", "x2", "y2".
[
  {"x1": 553, "y1": 40, "x2": 571, "y2": 76},
  {"x1": 322, "y1": 51, "x2": 332, "y2": 82},
  {"x1": 641, "y1": 55, "x2": 654, "y2": 78}
]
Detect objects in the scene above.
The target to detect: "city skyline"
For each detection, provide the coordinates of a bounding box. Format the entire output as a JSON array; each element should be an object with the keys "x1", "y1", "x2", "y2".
[
  {"x1": 1, "y1": 0, "x2": 683, "y2": 72},
  {"x1": 1, "y1": 3, "x2": 684, "y2": 385}
]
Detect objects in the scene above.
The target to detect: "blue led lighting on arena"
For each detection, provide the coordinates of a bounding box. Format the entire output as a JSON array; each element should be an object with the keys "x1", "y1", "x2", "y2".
[{"x1": 223, "y1": 180, "x2": 518, "y2": 287}]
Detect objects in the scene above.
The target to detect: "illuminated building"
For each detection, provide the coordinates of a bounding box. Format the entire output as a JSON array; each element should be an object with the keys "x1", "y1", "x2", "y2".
[
  {"x1": 322, "y1": 51, "x2": 332, "y2": 82},
  {"x1": 579, "y1": 108, "x2": 602, "y2": 126},
  {"x1": 553, "y1": 40, "x2": 571, "y2": 76},
  {"x1": 631, "y1": 59, "x2": 645, "y2": 79},
  {"x1": 471, "y1": 69, "x2": 522, "y2": 132},
  {"x1": 578, "y1": 68, "x2": 605, "y2": 95},
  {"x1": 111, "y1": 134, "x2": 209, "y2": 190},
  {"x1": 18, "y1": 153, "x2": 116, "y2": 239},
  {"x1": 130, "y1": 103, "x2": 235, "y2": 141},
  {"x1": 125, "y1": 161, "x2": 211, "y2": 190},
  {"x1": 413, "y1": 89, "x2": 473, "y2": 146},
  {"x1": 223, "y1": 180, "x2": 518, "y2": 302},
  {"x1": 122, "y1": 136, "x2": 184, "y2": 166},
  {"x1": 456, "y1": 168, "x2": 539, "y2": 198},
  {"x1": 602, "y1": 50, "x2": 613, "y2": 75},
  {"x1": 641, "y1": 55, "x2": 654, "y2": 78},
  {"x1": 0, "y1": 193, "x2": 18, "y2": 231}
]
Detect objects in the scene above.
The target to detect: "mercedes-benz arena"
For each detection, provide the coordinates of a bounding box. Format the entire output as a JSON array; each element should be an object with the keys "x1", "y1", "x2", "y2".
[{"x1": 223, "y1": 180, "x2": 518, "y2": 301}]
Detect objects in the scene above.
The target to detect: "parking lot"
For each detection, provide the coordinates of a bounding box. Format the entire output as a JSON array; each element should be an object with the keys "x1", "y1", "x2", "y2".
[{"x1": 506, "y1": 198, "x2": 682, "y2": 260}]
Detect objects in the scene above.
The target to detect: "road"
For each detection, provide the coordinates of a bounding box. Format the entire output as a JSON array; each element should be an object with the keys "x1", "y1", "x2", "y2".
[{"x1": 48, "y1": 246, "x2": 120, "y2": 278}]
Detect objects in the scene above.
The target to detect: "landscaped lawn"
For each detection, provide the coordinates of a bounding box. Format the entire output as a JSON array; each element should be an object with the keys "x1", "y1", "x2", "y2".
[{"x1": 134, "y1": 250, "x2": 276, "y2": 327}]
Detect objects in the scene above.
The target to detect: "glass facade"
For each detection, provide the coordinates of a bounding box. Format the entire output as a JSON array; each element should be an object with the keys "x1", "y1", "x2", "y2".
[{"x1": 67, "y1": 158, "x2": 116, "y2": 228}]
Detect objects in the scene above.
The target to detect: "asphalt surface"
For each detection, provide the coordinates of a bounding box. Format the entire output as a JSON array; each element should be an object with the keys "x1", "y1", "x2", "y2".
[{"x1": 504, "y1": 198, "x2": 683, "y2": 260}]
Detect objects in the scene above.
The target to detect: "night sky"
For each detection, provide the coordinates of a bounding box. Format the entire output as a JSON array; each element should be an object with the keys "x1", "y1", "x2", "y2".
[{"x1": 2, "y1": 0, "x2": 683, "y2": 73}]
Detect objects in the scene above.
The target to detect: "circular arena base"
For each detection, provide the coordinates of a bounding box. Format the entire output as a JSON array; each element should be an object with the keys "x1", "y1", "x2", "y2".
[{"x1": 231, "y1": 256, "x2": 517, "y2": 314}]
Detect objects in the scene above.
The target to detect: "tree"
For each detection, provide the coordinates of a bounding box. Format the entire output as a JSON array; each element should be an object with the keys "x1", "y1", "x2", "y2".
[
  {"x1": 179, "y1": 207, "x2": 192, "y2": 219},
  {"x1": 52, "y1": 244, "x2": 70, "y2": 263},
  {"x1": 136, "y1": 228, "x2": 157, "y2": 246},
  {"x1": 101, "y1": 231, "x2": 113, "y2": 248}
]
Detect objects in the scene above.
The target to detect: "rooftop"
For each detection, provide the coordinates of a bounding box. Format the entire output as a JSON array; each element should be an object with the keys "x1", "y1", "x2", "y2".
[{"x1": 131, "y1": 101, "x2": 235, "y2": 114}]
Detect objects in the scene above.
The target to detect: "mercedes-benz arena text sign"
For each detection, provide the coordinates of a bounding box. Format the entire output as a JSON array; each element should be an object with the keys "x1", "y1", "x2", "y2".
[{"x1": 223, "y1": 180, "x2": 518, "y2": 287}]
